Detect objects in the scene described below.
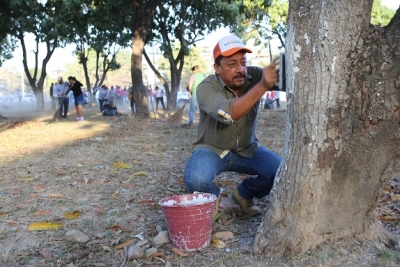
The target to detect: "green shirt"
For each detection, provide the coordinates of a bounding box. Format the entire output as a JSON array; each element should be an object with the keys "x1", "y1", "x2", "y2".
[
  {"x1": 190, "y1": 72, "x2": 207, "y2": 95},
  {"x1": 193, "y1": 66, "x2": 263, "y2": 158}
]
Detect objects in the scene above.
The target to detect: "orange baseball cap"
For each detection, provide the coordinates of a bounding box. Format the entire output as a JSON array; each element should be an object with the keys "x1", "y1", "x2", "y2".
[{"x1": 213, "y1": 34, "x2": 252, "y2": 61}]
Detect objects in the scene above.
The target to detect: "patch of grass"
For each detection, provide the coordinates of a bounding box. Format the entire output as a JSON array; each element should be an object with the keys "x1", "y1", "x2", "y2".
[
  {"x1": 83, "y1": 219, "x2": 97, "y2": 230},
  {"x1": 377, "y1": 249, "x2": 400, "y2": 265}
]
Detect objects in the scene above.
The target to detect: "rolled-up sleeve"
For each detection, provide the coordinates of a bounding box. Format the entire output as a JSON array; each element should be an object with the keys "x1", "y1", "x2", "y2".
[{"x1": 196, "y1": 80, "x2": 237, "y2": 125}]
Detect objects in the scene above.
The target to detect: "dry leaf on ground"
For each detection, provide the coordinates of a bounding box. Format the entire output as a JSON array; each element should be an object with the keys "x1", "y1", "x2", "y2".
[
  {"x1": 28, "y1": 222, "x2": 63, "y2": 231},
  {"x1": 171, "y1": 248, "x2": 190, "y2": 257}
]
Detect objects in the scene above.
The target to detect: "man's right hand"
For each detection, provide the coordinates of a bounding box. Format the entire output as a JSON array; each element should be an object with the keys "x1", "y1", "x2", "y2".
[{"x1": 259, "y1": 63, "x2": 278, "y2": 91}]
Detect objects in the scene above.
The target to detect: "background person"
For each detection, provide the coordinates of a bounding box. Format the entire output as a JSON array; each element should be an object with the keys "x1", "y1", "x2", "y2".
[
  {"x1": 107, "y1": 86, "x2": 116, "y2": 106},
  {"x1": 67, "y1": 76, "x2": 85, "y2": 122},
  {"x1": 187, "y1": 65, "x2": 206, "y2": 129},
  {"x1": 54, "y1": 76, "x2": 70, "y2": 118},
  {"x1": 50, "y1": 82, "x2": 56, "y2": 110},
  {"x1": 154, "y1": 86, "x2": 165, "y2": 110},
  {"x1": 184, "y1": 34, "x2": 281, "y2": 216},
  {"x1": 17, "y1": 89, "x2": 22, "y2": 104},
  {"x1": 95, "y1": 84, "x2": 109, "y2": 113},
  {"x1": 273, "y1": 90, "x2": 281, "y2": 109},
  {"x1": 128, "y1": 86, "x2": 135, "y2": 115}
]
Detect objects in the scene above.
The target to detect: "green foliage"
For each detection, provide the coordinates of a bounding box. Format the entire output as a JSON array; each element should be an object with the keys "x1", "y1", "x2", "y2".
[
  {"x1": 0, "y1": 38, "x2": 16, "y2": 67},
  {"x1": 64, "y1": 0, "x2": 132, "y2": 90},
  {"x1": 156, "y1": 45, "x2": 210, "y2": 89},
  {"x1": 241, "y1": 0, "x2": 288, "y2": 49},
  {"x1": 148, "y1": 0, "x2": 245, "y2": 104},
  {"x1": 371, "y1": 0, "x2": 397, "y2": 26},
  {"x1": 64, "y1": 49, "x2": 132, "y2": 88}
]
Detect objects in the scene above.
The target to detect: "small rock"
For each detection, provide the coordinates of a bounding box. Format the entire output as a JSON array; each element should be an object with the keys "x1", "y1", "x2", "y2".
[
  {"x1": 128, "y1": 245, "x2": 144, "y2": 259},
  {"x1": 102, "y1": 246, "x2": 112, "y2": 252},
  {"x1": 135, "y1": 239, "x2": 148, "y2": 247},
  {"x1": 65, "y1": 230, "x2": 90, "y2": 243},
  {"x1": 144, "y1": 247, "x2": 158, "y2": 258},
  {"x1": 94, "y1": 231, "x2": 109, "y2": 238},
  {"x1": 107, "y1": 209, "x2": 119, "y2": 215},
  {"x1": 154, "y1": 231, "x2": 170, "y2": 245},
  {"x1": 165, "y1": 261, "x2": 172, "y2": 267},
  {"x1": 212, "y1": 231, "x2": 234, "y2": 241},
  {"x1": 156, "y1": 225, "x2": 163, "y2": 233}
]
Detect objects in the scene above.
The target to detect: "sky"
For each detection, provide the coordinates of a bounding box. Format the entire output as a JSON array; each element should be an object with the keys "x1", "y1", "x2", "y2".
[{"x1": 2, "y1": 0, "x2": 399, "y2": 74}]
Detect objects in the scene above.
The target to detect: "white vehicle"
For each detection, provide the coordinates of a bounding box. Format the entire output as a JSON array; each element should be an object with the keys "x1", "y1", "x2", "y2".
[
  {"x1": 176, "y1": 91, "x2": 190, "y2": 105},
  {"x1": 22, "y1": 93, "x2": 36, "y2": 102},
  {"x1": 162, "y1": 91, "x2": 190, "y2": 107}
]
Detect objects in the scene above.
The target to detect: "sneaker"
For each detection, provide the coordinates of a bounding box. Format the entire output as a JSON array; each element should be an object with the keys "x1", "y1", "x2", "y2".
[
  {"x1": 232, "y1": 188, "x2": 262, "y2": 215},
  {"x1": 75, "y1": 117, "x2": 80, "y2": 121},
  {"x1": 80, "y1": 117, "x2": 84, "y2": 121}
]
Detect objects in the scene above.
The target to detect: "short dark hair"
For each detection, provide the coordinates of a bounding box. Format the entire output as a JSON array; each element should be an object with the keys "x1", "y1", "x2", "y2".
[
  {"x1": 214, "y1": 55, "x2": 223, "y2": 66},
  {"x1": 191, "y1": 65, "x2": 198, "y2": 71},
  {"x1": 68, "y1": 76, "x2": 76, "y2": 81}
]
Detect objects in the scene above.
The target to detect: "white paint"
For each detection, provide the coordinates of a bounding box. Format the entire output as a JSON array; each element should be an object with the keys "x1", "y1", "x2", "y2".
[
  {"x1": 161, "y1": 194, "x2": 216, "y2": 207},
  {"x1": 331, "y1": 56, "x2": 337, "y2": 73},
  {"x1": 304, "y1": 33, "x2": 310, "y2": 45},
  {"x1": 293, "y1": 44, "x2": 301, "y2": 61}
]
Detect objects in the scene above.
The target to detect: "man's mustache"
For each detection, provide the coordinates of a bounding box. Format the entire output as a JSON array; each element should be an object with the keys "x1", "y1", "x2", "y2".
[{"x1": 233, "y1": 73, "x2": 246, "y2": 79}]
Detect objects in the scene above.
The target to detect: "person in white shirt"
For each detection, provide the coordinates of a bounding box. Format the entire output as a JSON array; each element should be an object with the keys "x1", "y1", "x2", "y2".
[
  {"x1": 53, "y1": 76, "x2": 70, "y2": 118},
  {"x1": 273, "y1": 90, "x2": 281, "y2": 109},
  {"x1": 94, "y1": 84, "x2": 109, "y2": 113},
  {"x1": 154, "y1": 86, "x2": 165, "y2": 110}
]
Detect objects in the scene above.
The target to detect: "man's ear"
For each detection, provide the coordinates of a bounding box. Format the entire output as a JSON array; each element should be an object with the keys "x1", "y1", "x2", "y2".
[{"x1": 213, "y1": 63, "x2": 220, "y2": 74}]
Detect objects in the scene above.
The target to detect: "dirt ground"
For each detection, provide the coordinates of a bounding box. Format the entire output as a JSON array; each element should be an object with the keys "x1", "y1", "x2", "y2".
[{"x1": 0, "y1": 100, "x2": 399, "y2": 267}]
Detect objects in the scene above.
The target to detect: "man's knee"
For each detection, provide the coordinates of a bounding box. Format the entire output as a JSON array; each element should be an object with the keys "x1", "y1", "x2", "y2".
[{"x1": 184, "y1": 171, "x2": 206, "y2": 191}]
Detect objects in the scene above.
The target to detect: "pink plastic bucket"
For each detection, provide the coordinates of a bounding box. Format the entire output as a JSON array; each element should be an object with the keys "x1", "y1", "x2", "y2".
[{"x1": 159, "y1": 193, "x2": 216, "y2": 251}]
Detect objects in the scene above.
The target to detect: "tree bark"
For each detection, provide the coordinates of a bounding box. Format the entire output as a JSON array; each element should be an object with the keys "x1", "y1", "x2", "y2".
[
  {"x1": 131, "y1": 32, "x2": 150, "y2": 118},
  {"x1": 19, "y1": 31, "x2": 56, "y2": 111},
  {"x1": 130, "y1": 0, "x2": 162, "y2": 118},
  {"x1": 255, "y1": 0, "x2": 400, "y2": 256}
]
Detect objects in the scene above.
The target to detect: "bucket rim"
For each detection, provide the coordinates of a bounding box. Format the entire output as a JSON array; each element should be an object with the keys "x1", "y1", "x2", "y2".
[{"x1": 159, "y1": 193, "x2": 217, "y2": 207}]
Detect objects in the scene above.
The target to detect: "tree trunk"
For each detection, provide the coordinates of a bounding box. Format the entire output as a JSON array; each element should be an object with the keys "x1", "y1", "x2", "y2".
[
  {"x1": 254, "y1": 0, "x2": 400, "y2": 256},
  {"x1": 80, "y1": 54, "x2": 91, "y2": 93},
  {"x1": 131, "y1": 34, "x2": 150, "y2": 118},
  {"x1": 130, "y1": 0, "x2": 162, "y2": 118}
]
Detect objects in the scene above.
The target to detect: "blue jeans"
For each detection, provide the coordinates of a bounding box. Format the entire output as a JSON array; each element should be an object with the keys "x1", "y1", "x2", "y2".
[
  {"x1": 274, "y1": 98, "x2": 281, "y2": 108},
  {"x1": 184, "y1": 146, "x2": 281, "y2": 200},
  {"x1": 189, "y1": 95, "x2": 198, "y2": 125},
  {"x1": 58, "y1": 97, "x2": 69, "y2": 117},
  {"x1": 99, "y1": 99, "x2": 105, "y2": 112}
]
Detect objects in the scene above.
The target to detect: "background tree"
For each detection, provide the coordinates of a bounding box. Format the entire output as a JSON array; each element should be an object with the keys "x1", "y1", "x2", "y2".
[
  {"x1": 148, "y1": 0, "x2": 244, "y2": 110},
  {"x1": 242, "y1": 0, "x2": 288, "y2": 51},
  {"x1": 254, "y1": 0, "x2": 400, "y2": 256},
  {"x1": 7, "y1": 0, "x2": 71, "y2": 111},
  {"x1": 0, "y1": 0, "x2": 16, "y2": 66},
  {"x1": 153, "y1": 45, "x2": 210, "y2": 90},
  {"x1": 371, "y1": 0, "x2": 397, "y2": 26},
  {"x1": 65, "y1": 0, "x2": 131, "y2": 96},
  {"x1": 125, "y1": 0, "x2": 162, "y2": 118}
]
